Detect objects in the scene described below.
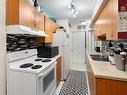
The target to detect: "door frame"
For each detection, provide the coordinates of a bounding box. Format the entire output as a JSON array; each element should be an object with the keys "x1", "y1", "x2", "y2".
[{"x1": 0, "y1": 0, "x2": 6, "y2": 95}]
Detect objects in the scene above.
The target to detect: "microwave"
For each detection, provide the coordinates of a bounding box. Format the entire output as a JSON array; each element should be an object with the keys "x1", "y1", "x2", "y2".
[{"x1": 37, "y1": 46, "x2": 59, "y2": 58}]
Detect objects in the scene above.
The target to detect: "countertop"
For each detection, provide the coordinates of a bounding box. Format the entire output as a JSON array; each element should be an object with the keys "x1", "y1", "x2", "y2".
[
  {"x1": 53, "y1": 55, "x2": 61, "y2": 61},
  {"x1": 87, "y1": 52, "x2": 127, "y2": 81}
]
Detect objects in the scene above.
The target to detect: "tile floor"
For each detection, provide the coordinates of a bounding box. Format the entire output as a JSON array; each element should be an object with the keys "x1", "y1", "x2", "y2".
[
  {"x1": 55, "y1": 63, "x2": 90, "y2": 95},
  {"x1": 70, "y1": 63, "x2": 87, "y2": 71}
]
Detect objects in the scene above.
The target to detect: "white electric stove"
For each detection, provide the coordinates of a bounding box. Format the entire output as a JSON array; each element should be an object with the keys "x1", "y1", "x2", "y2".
[{"x1": 8, "y1": 49, "x2": 57, "y2": 95}]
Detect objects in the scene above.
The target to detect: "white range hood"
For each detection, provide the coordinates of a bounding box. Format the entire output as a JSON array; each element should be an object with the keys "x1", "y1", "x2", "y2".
[{"x1": 7, "y1": 25, "x2": 48, "y2": 37}]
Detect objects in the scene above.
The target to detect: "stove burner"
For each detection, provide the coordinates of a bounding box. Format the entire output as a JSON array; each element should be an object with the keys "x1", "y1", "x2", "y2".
[
  {"x1": 31, "y1": 65, "x2": 42, "y2": 69},
  {"x1": 42, "y1": 59, "x2": 51, "y2": 62},
  {"x1": 20, "y1": 63, "x2": 33, "y2": 68},
  {"x1": 35, "y1": 59, "x2": 42, "y2": 61}
]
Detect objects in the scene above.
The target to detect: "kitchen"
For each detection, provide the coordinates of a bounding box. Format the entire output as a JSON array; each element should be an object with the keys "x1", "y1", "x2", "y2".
[{"x1": 0, "y1": 0, "x2": 127, "y2": 95}]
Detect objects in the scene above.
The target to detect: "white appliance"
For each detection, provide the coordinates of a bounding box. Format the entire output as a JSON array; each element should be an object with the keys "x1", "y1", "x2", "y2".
[
  {"x1": 52, "y1": 29, "x2": 71, "y2": 80},
  {"x1": 7, "y1": 25, "x2": 48, "y2": 37},
  {"x1": 7, "y1": 49, "x2": 56, "y2": 95}
]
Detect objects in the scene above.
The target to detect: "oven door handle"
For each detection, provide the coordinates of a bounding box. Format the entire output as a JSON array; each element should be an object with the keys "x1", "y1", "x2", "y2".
[{"x1": 38, "y1": 62, "x2": 57, "y2": 78}]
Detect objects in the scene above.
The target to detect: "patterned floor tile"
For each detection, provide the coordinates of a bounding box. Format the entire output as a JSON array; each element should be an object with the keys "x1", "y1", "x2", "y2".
[{"x1": 59, "y1": 70, "x2": 88, "y2": 95}]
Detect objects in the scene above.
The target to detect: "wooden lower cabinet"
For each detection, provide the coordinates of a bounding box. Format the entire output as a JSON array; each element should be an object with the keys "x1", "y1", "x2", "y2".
[
  {"x1": 86, "y1": 57, "x2": 96, "y2": 95},
  {"x1": 96, "y1": 78, "x2": 127, "y2": 95},
  {"x1": 56, "y1": 56, "x2": 61, "y2": 86},
  {"x1": 86, "y1": 56, "x2": 127, "y2": 95}
]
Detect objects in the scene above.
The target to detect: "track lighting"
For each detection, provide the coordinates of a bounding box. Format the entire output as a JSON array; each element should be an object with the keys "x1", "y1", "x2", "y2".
[
  {"x1": 33, "y1": 0, "x2": 38, "y2": 7},
  {"x1": 71, "y1": 8, "x2": 75, "y2": 13},
  {"x1": 73, "y1": 14, "x2": 76, "y2": 18},
  {"x1": 75, "y1": 11, "x2": 78, "y2": 15},
  {"x1": 68, "y1": 4, "x2": 72, "y2": 10},
  {"x1": 67, "y1": 0, "x2": 78, "y2": 18}
]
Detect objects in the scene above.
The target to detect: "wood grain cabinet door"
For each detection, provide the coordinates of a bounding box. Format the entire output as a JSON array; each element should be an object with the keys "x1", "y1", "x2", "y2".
[
  {"x1": 56, "y1": 56, "x2": 61, "y2": 86},
  {"x1": 93, "y1": 0, "x2": 118, "y2": 40},
  {"x1": 86, "y1": 56, "x2": 96, "y2": 95},
  {"x1": 7, "y1": 0, "x2": 35, "y2": 29},
  {"x1": 35, "y1": 11, "x2": 45, "y2": 31},
  {"x1": 44, "y1": 16, "x2": 53, "y2": 43},
  {"x1": 34, "y1": 16, "x2": 53, "y2": 43},
  {"x1": 19, "y1": 0, "x2": 35, "y2": 28}
]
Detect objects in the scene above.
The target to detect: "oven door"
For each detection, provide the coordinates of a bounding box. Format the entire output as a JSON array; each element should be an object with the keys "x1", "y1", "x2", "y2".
[{"x1": 37, "y1": 62, "x2": 56, "y2": 95}]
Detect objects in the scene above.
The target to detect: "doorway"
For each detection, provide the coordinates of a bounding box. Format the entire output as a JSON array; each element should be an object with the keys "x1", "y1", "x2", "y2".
[{"x1": 70, "y1": 31, "x2": 86, "y2": 71}]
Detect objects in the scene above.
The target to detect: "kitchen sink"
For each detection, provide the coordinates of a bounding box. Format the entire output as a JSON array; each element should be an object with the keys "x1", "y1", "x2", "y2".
[{"x1": 90, "y1": 54, "x2": 109, "y2": 62}]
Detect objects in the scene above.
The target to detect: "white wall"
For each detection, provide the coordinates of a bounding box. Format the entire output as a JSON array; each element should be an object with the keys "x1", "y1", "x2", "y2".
[
  {"x1": 71, "y1": 31, "x2": 86, "y2": 64},
  {"x1": 86, "y1": 31, "x2": 95, "y2": 52},
  {"x1": 71, "y1": 21, "x2": 95, "y2": 52},
  {"x1": 0, "y1": 0, "x2": 6, "y2": 95},
  {"x1": 57, "y1": 19, "x2": 71, "y2": 32}
]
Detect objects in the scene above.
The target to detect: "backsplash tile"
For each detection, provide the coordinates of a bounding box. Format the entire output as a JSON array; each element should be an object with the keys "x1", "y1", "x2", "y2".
[
  {"x1": 7, "y1": 35, "x2": 41, "y2": 52},
  {"x1": 102, "y1": 40, "x2": 127, "y2": 55}
]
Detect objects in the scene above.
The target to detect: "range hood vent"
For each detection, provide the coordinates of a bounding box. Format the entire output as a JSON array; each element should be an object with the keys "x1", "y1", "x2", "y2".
[{"x1": 7, "y1": 25, "x2": 48, "y2": 37}]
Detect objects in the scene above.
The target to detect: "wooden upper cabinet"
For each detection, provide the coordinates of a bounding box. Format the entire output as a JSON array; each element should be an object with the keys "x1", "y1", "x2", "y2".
[
  {"x1": 35, "y1": 16, "x2": 53, "y2": 43},
  {"x1": 94, "y1": 0, "x2": 118, "y2": 40},
  {"x1": 35, "y1": 16, "x2": 59, "y2": 43},
  {"x1": 7, "y1": 0, "x2": 34, "y2": 28},
  {"x1": 35, "y1": 11, "x2": 45, "y2": 31},
  {"x1": 45, "y1": 16, "x2": 53, "y2": 43},
  {"x1": 44, "y1": 18, "x2": 59, "y2": 43},
  {"x1": 52, "y1": 21, "x2": 59, "y2": 33},
  {"x1": 112, "y1": 0, "x2": 119, "y2": 40},
  {"x1": 6, "y1": 0, "x2": 44, "y2": 31}
]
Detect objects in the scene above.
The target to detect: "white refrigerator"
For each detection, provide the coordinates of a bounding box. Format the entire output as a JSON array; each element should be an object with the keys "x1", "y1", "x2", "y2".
[{"x1": 52, "y1": 29, "x2": 71, "y2": 80}]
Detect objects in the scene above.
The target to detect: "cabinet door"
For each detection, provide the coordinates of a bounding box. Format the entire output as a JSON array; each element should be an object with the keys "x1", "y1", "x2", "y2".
[
  {"x1": 96, "y1": 0, "x2": 113, "y2": 40},
  {"x1": 94, "y1": 0, "x2": 118, "y2": 40},
  {"x1": 112, "y1": 0, "x2": 118, "y2": 40},
  {"x1": 35, "y1": 16, "x2": 59, "y2": 43},
  {"x1": 7, "y1": 0, "x2": 35, "y2": 29},
  {"x1": 6, "y1": 0, "x2": 19, "y2": 25},
  {"x1": 53, "y1": 23, "x2": 59, "y2": 32},
  {"x1": 19, "y1": 0, "x2": 35, "y2": 28},
  {"x1": 86, "y1": 55, "x2": 96, "y2": 95},
  {"x1": 56, "y1": 56, "x2": 61, "y2": 86},
  {"x1": 36, "y1": 11, "x2": 45, "y2": 31},
  {"x1": 45, "y1": 17, "x2": 53, "y2": 43}
]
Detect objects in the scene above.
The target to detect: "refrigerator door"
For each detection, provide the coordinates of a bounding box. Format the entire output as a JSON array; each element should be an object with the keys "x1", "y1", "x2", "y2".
[
  {"x1": 52, "y1": 32, "x2": 63, "y2": 55},
  {"x1": 62, "y1": 46, "x2": 70, "y2": 80},
  {"x1": 52, "y1": 30, "x2": 70, "y2": 80},
  {"x1": 52, "y1": 32, "x2": 62, "y2": 46}
]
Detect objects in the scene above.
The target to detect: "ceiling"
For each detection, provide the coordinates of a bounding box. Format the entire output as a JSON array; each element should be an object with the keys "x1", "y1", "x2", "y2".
[{"x1": 38, "y1": 0, "x2": 98, "y2": 21}]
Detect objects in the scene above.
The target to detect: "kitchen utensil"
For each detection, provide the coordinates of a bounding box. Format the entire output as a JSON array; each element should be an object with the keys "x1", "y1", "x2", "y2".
[
  {"x1": 95, "y1": 47, "x2": 100, "y2": 52},
  {"x1": 108, "y1": 40, "x2": 113, "y2": 47},
  {"x1": 114, "y1": 53, "x2": 125, "y2": 71}
]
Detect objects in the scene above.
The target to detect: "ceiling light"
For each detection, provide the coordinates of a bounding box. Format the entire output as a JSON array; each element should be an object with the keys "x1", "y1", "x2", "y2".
[
  {"x1": 75, "y1": 11, "x2": 78, "y2": 15},
  {"x1": 33, "y1": 0, "x2": 38, "y2": 7},
  {"x1": 71, "y1": 8, "x2": 75, "y2": 13},
  {"x1": 68, "y1": 4, "x2": 72, "y2": 10},
  {"x1": 67, "y1": 0, "x2": 78, "y2": 18},
  {"x1": 73, "y1": 14, "x2": 76, "y2": 18},
  {"x1": 80, "y1": 21, "x2": 86, "y2": 25}
]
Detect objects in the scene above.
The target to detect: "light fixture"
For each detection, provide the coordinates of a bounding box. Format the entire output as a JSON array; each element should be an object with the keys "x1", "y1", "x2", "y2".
[
  {"x1": 80, "y1": 21, "x2": 86, "y2": 25},
  {"x1": 73, "y1": 14, "x2": 76, "y2": 18},
  {"x1": 71, "y1": 8, "x2": 75, "y2": 13},
  {"x1": 68, "y1": 4, "x2": 72, "y2": 10},
  {"x1": 67, "y1": 0, "x2": 78, "y2": 18},
  {"x1": 33, "y1": 0, "x2": 38, "y2": 7},
  {"x1": 75, "y1": 11, "x2": 78, "y2": 15}
]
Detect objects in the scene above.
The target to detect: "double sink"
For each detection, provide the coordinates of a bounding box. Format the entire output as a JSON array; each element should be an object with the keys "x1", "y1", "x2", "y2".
[{"x1": 90, "y1": 54, "x2": 109, "y2": 62}]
